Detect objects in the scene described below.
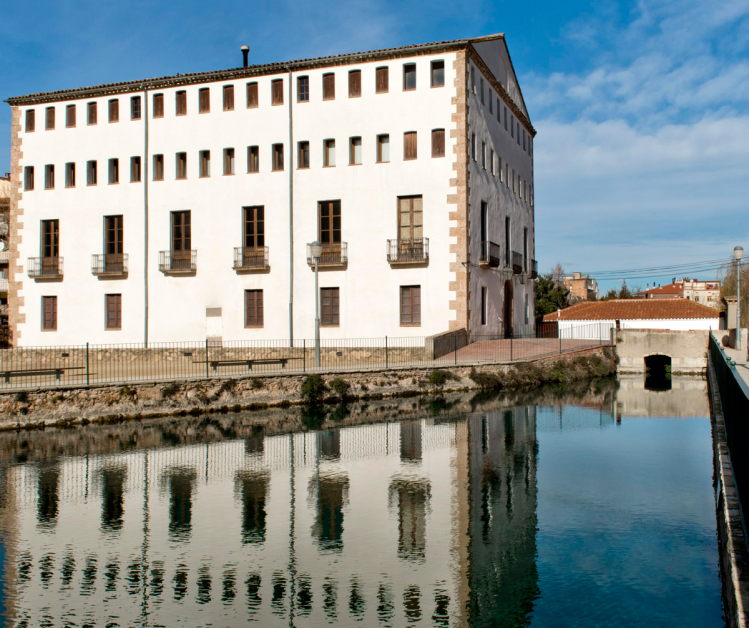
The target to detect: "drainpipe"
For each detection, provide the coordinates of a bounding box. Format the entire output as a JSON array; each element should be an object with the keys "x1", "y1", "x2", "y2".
[
  {"x1": 286, "y1": 67, "x2": 294, "y2": 346},
  {"x1": 143, "y1": 85, "x2": 150, "y2": 346}
]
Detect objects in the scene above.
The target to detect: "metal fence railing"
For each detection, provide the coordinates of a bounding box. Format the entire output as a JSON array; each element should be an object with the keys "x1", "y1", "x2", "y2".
[
  {"x1": 709, "y1": 332, "x2": 749, "y2": 518},
  {"x1": 0, "y1": 322, "x2": 614, "y2": 391}
]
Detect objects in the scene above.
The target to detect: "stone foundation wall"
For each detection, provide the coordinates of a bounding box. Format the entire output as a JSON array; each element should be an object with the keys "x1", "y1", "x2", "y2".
[{"x1": 615, "y1": 328, "x2": 709, "y2": 374}]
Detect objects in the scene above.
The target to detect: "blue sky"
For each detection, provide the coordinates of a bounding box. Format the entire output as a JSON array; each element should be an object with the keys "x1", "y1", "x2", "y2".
[{"x1": 2, "y1": 0, "x2": 748, "y2": 292}]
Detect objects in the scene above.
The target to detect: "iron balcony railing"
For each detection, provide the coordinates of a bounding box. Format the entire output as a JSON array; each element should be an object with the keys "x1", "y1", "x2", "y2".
[
  {"x1": 531, "y1": 259, "x2": 538, "y2": 279},
  {"x1": 234, "y1": 246, "x2": 269, "y2": 270},
  {"x1": 479, "y1": 241, "x2": 500, "y2": 268},
  {"x1": 91, "y1": 253, "x2": 128, "y2": 276},
  {"x1": 28, "y1": 257, "x2": 63, "y2": 278},
  {"x1": 307, "y1": 242, "x2": 348, "y2": 266},
  {"x1": 159, "y1": 250, "x2": 197, "y2": 273},
  {"x1": 387, "y1": 238, "x2": 429, "y2": 263},
  {"x1": 512, "y1": 251, "x2": 523, "y2": 274}
]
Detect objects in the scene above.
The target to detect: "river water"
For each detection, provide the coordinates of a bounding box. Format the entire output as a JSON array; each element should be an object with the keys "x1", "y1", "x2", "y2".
[{"x1": 0, "y1": 377, "x2": 723, "y2": 627}]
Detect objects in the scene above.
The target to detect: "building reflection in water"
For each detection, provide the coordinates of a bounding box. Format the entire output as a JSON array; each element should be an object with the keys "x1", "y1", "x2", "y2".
[
  {"x1": 400, "y1": 421, "x2": 422, "y2": 462},
  {"x1": 389, "y1": 477, "x2": 430, "y2": 563},
  {"x1": 234, "y1": 472, "x2": 268, "y2": 545},
  {"x1": 36, "y1": 465, "x2": 59, "y2": 531},
  {"x1": 100, "y1": 467, "x2": 126, "y2": 533},
  {"x1": 310, "y1": 474, "x2": 349, "y2": 552},
  {"x1": 166, "y1": 467, "x2": 196, "y2": 542}
]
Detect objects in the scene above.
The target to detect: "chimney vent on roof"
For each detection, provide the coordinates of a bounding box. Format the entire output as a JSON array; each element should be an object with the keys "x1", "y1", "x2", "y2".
[{"x1": 241, "y1": 45, "x2": 250, "y2": 68}]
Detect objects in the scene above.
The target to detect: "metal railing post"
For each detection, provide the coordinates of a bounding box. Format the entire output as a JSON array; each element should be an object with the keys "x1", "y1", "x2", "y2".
[
  {"x1": 86, "y1": 343, "x2": 90, "y2": 386},
  {"x1": 385, "y1": 336, "x2": 388, "y2": 369},
  {"x1": 510, "y1": 335, "x2": 513, "y2": 361},
  {"x1": 454, "y1": 332, "x2": 457, "y2": 365},
  {"x1": 303, "y1": 339, "x2": 306, "y2": 372},
  {"x1": 205, "y1": 339, "x2": 209, "y2": 378}
]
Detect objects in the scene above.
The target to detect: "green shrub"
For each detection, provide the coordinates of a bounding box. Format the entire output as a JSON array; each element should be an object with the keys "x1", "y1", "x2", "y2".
[
  {"x1": 161, "y1": 382, "x2": 181, "y2": 399},
  {"x1": 469, "y1": 368, "x2": 502, "y2": 390},
  {"x1": 301, "y1": 374, "x2": 328, "y2": 406},
  {"x1": 14, "y1": 391, "x2": 28, "y2": 403},
  {"x1": 219, "y1": 379, "x2": 237, "y2": 395},
  {"x1": 329, "y1": 378, "x2": 351, "y2": 400},
  {"x1": 119, "y1": 385, "x2": 136, "y2": 398},
  {"x1": 250, "y1": 378, "x2": 264, "y2": 390},
  {"x1": 428, "y1": 370, "x2": 449, "y2": 388}
]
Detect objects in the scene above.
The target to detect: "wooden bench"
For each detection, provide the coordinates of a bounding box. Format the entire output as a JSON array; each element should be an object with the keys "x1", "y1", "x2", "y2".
[
  {"x1": 203, "y1": 358, "x2": 290, "y2": 373},
  {"x1": 2, "y1": 366, "x2": 86, "y2": 384}
]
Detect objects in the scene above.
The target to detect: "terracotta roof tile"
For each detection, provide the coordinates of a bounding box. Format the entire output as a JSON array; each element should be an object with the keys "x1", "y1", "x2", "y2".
[{"x1": 542, "y1": 298, "x2": 720, "y2": 321}]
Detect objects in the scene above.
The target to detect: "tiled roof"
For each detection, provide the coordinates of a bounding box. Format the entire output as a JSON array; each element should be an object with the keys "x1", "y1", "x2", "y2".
[
  {"x1": 542, "y1": 298, "x2": 720, "y2": 321},
  {"x1": 6, "y1": 34, "x2": 504, "y2": 105},
  {"x1": 636, "y1": 282, "x2": 683, "y2": 297}
]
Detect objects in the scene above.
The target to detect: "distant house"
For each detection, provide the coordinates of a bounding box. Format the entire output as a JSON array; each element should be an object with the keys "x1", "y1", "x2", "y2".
[
  {"x1": 543, "y1": 298, "x2": 720, "y2": 337},
  {"x1": 636, "y1": 278, "x2": 720, "y2": 307},
  {"x1": 563, "y1": 272, "x2": 598, "y2": 302},
  {"x1": 635, "y1": 281, "x2": 683, "y2": 299}
]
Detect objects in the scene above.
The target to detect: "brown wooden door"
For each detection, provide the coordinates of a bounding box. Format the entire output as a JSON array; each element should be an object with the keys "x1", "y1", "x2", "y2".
[
  {"x1": 319, "y1": 201, "x2": 341, "y2": 262},
  {"x1": 398, "y1": 197, "x2": 423, "y2": 259},
  {"x1": 503, "y1": 280, "x2": 513, "y2": 337},
  {"x1": 105, "y1": 215, "x2": 123, "y2": 272},
  {"x1": 171, "y1": 211, "x2": 191, "y2": 270},
  {"x1": 41, "y1": 219, "x2": 59, "y2": 275},
  {"x1": 243, "y1": 206, "x2": 265, "y2": 266}
]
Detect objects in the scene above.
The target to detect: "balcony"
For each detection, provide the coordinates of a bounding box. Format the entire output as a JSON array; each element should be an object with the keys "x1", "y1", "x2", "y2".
[
  {"x1": 531, "y1": 259, "x2": 538, "y2": 279},
  {"x1": 0, "y1": 279, "x2": 7, "y2": 294},
  {"x1": 28, "y1": 257, "x2": 63, "y2": 279},
  {"x1": 159, "y1": 250, "x2": 196, "y2": 274},
  {"x1": 307, "y1": 242, "x2": 347, "y2": 268},
  {"x1": 512, "y1": 251, "x2": 523, "y2": 274},
  {"x1": 92, "y1": 253, "x2": 128, "y2": 277},
  {"x1": 387, "y1": 238, "x2": 429, "y2": 265},
  {"x1": 233, "y1": 246, "x2": 269, "y2": 272},
  {"x1": 0, "y1": 223, "x2": 8, "y2": 237},
  {"x1": 478, "y1": 241, "x2": 500, "y2": 268}
]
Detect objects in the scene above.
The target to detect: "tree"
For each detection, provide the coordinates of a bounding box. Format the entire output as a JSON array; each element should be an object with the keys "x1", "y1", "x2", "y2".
[
  {"x1": 535, "y1": 273, "x2": 569, "y2": 320},
  {"x1": 618, "y1": 281, "x2": 633, "y2": 299},
  {"x1": 719, "y1": 260, "x2": 749, "y2": 326},
  {"x1": 551, "y1": 263, "x2": 565, "y2": 287},
  {"x1": 602, "y1": 288, "x2": 618, "y2": 300}
]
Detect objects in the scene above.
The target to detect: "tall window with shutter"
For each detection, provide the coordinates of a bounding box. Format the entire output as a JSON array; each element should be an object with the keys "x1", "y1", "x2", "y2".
[
  {"x1": 153, "y1": 154, "x2": 164, "y2": 181},
  {"x1": 398, "y1": 196, "x2": 423, "y2": 250},
  {"x1": 176, "y1": 153, "x2": 187, "y2": 179},
  {"x1": 42, "y1": 296, "x2": 57, "y2": 331},
  {"x1": 66, "y1": 104, "x2": 76, "y2": 128},
  {"x1": 105, "y1": 294, "x2": 122, "y2": 330},
  {"x1": 108, "y1": 158, "x2": 119, "y2": 184},
  {"x1": 87, "y1": 160, "x2": 97, "y2": 186},
  {"x1": 24, "y1": 166, "x2": 34, "y2": 191},
  {"x1": 323, "y1": 73, "x2": 335, "y2": 100},
  {"x1": 87, "y1": 102, "x2": 97, "y2": 125},
  {"x1": 45, "y1": 107, "x2": 55, "y2": 130},
  {"x1": 247, "y1": 82, "x2": 258, "y2": 108},
  {"x1": 153, "y1": 93, "x2": 164, "y2": 118},
  {"x1": 41, "y1": 219, "x2": 59, "y2": 276},
  {"x1": 247, "y1": 146, "x2": 259, "y2": 173},
  {"x1": 199, "y1": 151, "x2": 210, "y2": 177},
  {"x1": 104, "y1": 215, "x2": 123, "y2": 273},
  {"x1": 199, "y1": 88, "x2": 210, "y2": 113},
  {"x1": 403, "y1": 64, "x2": 416, "y2": 91},
  {"x1": 176, "y1": 91, "x2": 187, "y2": 116},
  {"x1": 131, "y1": 96, "x2": 141, "y2": 120},
  {"x1": 376, "y1": 67, "x2": 389, "y2": 93},
  {"x1": 298, "y1": 141, "x2": 310, "y2": 168},
  {"x1": 108, "y1": 99, "x2": 119, "y2": 123},
  {"x1": 377, "y1": 135, "x2": 390, "y2": 163},
  {"x1": 349, "y1": 137, "x2": 362, "y2": 165},
  {"x1": 171, "y1": 210, "x2": 192, "y2": 270},
  {"x1": 348, "y1": 70, "x2": 361, "y2": 97},
  {"x1": 400, "y1": 286, "x2": 421, "y2": 326},
  {"x1": 224, "y1": 148, "x2": 235, "y2": 175},
  {"x1": 272, "y1": 80, "x2": 283, "y2": 105},
  {"x1": 324, "y1": 140, "x2": 336, "y2": 167},
  {"x1": 431, "y1": 129, "x2": 445, "y2": 158},
  {"x1": 297, "y1": 76, "x2": 309, "y2": 102},
  {"x1": 404, "y1": 132, "x2": 417, "y2": 160},
  {"x1": 44, "y1": 165, "x2": 54, "y2": 190},
  {"x1": 272, "y1": 144, "x2": 284, "y2": 171},
  {"x1": 243, "y1": 206, "x2": 265, "y2": 250},
  {"x1": 320, "y1": 288, "x2": 339, "y2": 326},
  {"x1": 318, "y1": 201, "x2": 341, "y2": 248},
  {"x1": 431, "y1": 60, "x2": 444, "y2": 87},
  {"x1": 223, "y1": 85, "x2": 234, "y2": 111},
  {"x1": 65, "y1": 163, "x2": 75, "y2": 187},
  {"x1": 25, "y1": 109, "x2": 35, "y2": 132},
  {"x1": 130, "y1": 157, "x2": 141, "y2": 183},
  {"x1": 245, "y1": 290, "x2": 264, "y2": 327}
]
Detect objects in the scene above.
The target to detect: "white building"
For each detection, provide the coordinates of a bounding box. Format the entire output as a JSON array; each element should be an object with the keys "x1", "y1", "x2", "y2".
[{"x1": 6, "y1": 34, "x2": 536, "y2": 347}]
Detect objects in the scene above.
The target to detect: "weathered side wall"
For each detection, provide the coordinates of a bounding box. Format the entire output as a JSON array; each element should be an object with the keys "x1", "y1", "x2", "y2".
[{"x1": 616, "y1": 329, "x2": 708, "y2": 375}]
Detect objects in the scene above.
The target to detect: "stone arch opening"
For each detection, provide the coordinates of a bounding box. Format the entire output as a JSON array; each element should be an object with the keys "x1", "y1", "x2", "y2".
[{"x1": 644, "y1": 354, "x2": 672, "y2": 391}]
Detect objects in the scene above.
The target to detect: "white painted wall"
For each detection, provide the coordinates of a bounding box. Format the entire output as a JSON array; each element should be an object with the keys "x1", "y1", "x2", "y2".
[{"x1": 559, "y1": 318, "x2": 719, "y2": 338}]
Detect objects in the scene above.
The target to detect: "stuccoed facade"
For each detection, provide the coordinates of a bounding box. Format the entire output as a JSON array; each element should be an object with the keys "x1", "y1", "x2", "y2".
[{"x1": 6, "y1": 34, "x2": 535, "y2": 346}]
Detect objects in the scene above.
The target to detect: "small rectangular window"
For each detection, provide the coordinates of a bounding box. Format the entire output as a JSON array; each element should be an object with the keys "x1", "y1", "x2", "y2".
[
  {"x1": 45, "y1": 107, "x2": 55, "y2": 130},
  {"x1": 480, "y1": 77, "x2": 484, "y2": 104},
  {"x1": 176, "y1": 152, "x2": 187, "y2": 179},
  {"x1": 490, "y1": 149, "x2": 494, "y2": 175},
  {"x1": 489, "y1": 90, "x2": 493, "y2": 114},
  {"x1": 517, "y1": 121, "x2": 521, "y2": 144},
  {"x1": 512, "y1": 169, "x2": 516, "y2": 193},
  {"x1": 320, "y1": 287, "x2": 340, "y2": 326},
  {"x1": 224, "y1": 148, "x2": 235, "y2": 175},
  {"x1": 403, "y1": 63, "x2": 416, "y2": 91},
  {"x1": 511, "y1": 116, "x2": 515, "y2": 138},
  {"x1": 245, "y1": 290, "x2": 264, "y2": 327},
  {"x1": 324, "y1": 139, "x2": 336, "y2": 167},
  {"x1": 24, "y1": 166, "x2": 34, "y2": 191},
  {"x1": 272, "y1": 79, "x2": 284, "y2": 106},
  {"x1": 130, "y1": 156, "x2": 141, "y2": 182},
  {"x1": 223, "y1": 85, "x2": 234, "y2": 111},
  {"x1": 153, "y1": 93, "x2": 164, "y2": 118},
  {"x1": 499, "y1": 156, "x2": 503, "y2": 182},
  {"x1": 176, "y1": 91, "x2": 187, "y2": 116},
  {"x1": 348, "y1": 70, "x2": 361, "y2": 98},
  {"x1": 481, "y1": 142, "x2": 486, "y2": 169},
  {"x1": 42, "y1": 296, "x2": 57, "y2": 331},
  {"x1": 108, "y1": 99, "x2": 119, "y2": 123},
  {"x1": 471, "y1": 67, "x2": 476, "y2": 93},
  {"x1": 66, "y1": 104, "x2": 76, "y2": 128},
  {"x1": 247, "y1": 146, "x2": 259, "y2": 173},
  {"x1": 431, "y1": 129, "x2": 445, "y2": 158},
  {"x1": 153, "y1": 154, "x2": 164, "y2": 181},
  {"x1": 497, "y1": 98, "x2": 500, "y2": 122},
  {"x1": 298, "y1": 141, "x2": 310, "y2": 169},
  {"x1": 199, "y1": 150, "x2": 210, "y2": 177},
  {"x1": 481, "y1": 287, "x2": 487, "y2": 325},
  {"x1": 523, "y1": 129, "x2": 526, "y2": 151},
  {"x1": 44, "y1": 165, "x2": 54, "y2": 190},
  {"x1": 87, "y1": 160, "x2": 97, "y2": 186},
  {"x1": 504, "y1": 106, "x2": 508, "y2": 130},
  {"x1": 471, "y1": 133, "x2": 476, "y2": 161},
  {"x1": 199, "y1": 88, "x2": 210, "y2": 113},
  {"x1": 65, "y1": 162, "x2": 75, "y2": 188},
  {"x1": 272, "y1": 144, "x2": 284, "y2": 171},
  {"x1": 376, "y1": 67, "x2": 389, "y2": 93},
  {"x1": 247, "y1": 82, "x2": 258, "y2": 108},
  {"x1": 108, "y1": 158, "x2": 119, "y2": 184},
  {"x1": 105, "y1": 294, "x2": 122, "y2": 330},
  {"x1": 25, "y1": 109, "x2": 35, "y2": 132},
  {"x1": 400, "y1": 286, "x2": 421, "y2": 326},
  {"x1": 505, "y1": 163, "x2": 509, "y2": 187},
  {"x1": 323, "y1": 73, "x2": 335, "y2": 100},
  {"x1": 377, "y1": 134, "x2": 390, "y2": 163},
  {"x1": 297, "y1": 76, "x2": 309, "y2": 102},
  {"x1": 87, "y1": 102, "x2": 97, "y2": 125},
  {"x1": 349, "y1": 137, "x2": 362, "y2": 165},
  {"x1": 431, "y1": 60, "x2": 444, "y2": 87},
  {"x1": 131, "y1": 96, "x2": 142, "y2": 120},
  {"x1": 404, "y1": 132, "x2": 417, "y2": 160}
]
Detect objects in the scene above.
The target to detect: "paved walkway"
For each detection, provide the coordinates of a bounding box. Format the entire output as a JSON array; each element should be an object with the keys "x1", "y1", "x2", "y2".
[{"x1": 721, "y1": 346, "x2": 749, "y2": 387}]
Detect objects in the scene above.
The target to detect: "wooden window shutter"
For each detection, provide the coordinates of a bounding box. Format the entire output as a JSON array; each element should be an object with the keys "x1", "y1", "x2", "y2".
[
  {"x1": 109, "y1": 99, "x2": 119, "y2": 123},
  {"x1": 46, "y1": 107, "x2": 55, "y2": 130},
  {"x1": 247, "y1": 83, "x2": 258, "y2": 108},
  {"x1": 321, "y1": 288, "x2": 339, "y2": 326},
  {"x1": 349, "y1": 70, "x2": 361, "y2": 97},
  {"x1": 431, "y1": 129, "x2": 445, "y2": 157},
  {"x1": 153, "y1": 94, "x2": 164, "y2": 118},
  {"x1": 400, "y1": 286, "x2": 421, "y2": 325},
  {"x1": 245, "y1": 290, "x2": 263, "y2": 327},
  {"x1": 323, "y1": 74, "x2": 335, "y2": 100},
  {"x1": 199, "y1": 88, "x2": 210, "y2": 113},
  {"x1": 404, "y1": 132, "x2": 417, "y2": 160},
  {"x1": 106, "y1": 294, "x2": 122, "y2": 329},
  {"x1": 223, "y1": 85, "x2": 234, "y2": 111},
  {"x1": 43, "y1": 296, "x2": 57, "y2": 330},
  {"x1": 376, "y1": 67, "x2": 389, "y2": 93},
  {"x1": 66, "y1": 105, "x2": 76, "y2": 128},
  {"x1": 272, "y1": 80, "x2": 283, "y2": 105},
  {"x1": 88, "y1": 102, "x2": 97, "y2": 125},
  {"x1": 25, "y1": 109, "x2": 35, "y2": 132},
  {"x1": 176, "y1": 91, "x2": 187, "y2": 115}
]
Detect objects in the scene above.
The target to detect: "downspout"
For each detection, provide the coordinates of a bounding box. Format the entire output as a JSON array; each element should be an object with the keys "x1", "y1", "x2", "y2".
[
  {"x1": 143, "y1": 86, "x2": 150, "y2": 346},
  {"x1": 287, "y1": 67, "x2": 294, "y2": 345}
]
